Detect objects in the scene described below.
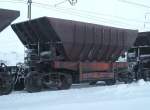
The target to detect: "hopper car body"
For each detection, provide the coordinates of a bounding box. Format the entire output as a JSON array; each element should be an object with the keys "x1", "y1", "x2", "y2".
[
  {"x1": 10, "y1": 17, "x2": 138, "y2": 93},
  {"x1": 0, "y1": 15, "x2": 144, "y2": 95}
]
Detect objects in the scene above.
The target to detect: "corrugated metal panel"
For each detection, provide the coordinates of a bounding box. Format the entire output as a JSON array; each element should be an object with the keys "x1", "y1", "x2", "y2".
[
  {"x1": 0, "y1": 9, "x2": 20, "y2": 32},
  {"x1": 11, "y1": 17, "x2": 138, "y2": 62}
]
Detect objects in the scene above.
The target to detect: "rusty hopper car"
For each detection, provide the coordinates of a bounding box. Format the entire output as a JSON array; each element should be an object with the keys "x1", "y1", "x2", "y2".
[
  {"x1": 0, "y1": 9, "x2": 20, "y2": 95},
  {"x1": 11, "y1": 17, "x2": 138, "y2": 92}
]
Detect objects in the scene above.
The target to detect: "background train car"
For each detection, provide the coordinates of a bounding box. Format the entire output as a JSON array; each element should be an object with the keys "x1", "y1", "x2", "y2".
[
  {"x1": 0, "y1": 9, "x2": 20, "y2": 95},
  {"x1": 127, "y1": 32, "x2": 150, "y2": 81}
]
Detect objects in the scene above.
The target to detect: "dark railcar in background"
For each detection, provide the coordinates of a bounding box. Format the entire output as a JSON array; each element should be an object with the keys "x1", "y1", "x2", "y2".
[
  {"x1": 127, "y1": 32, "x2": 150, "y2": 81},
  {"x1": 0, "y1": 9, "x2": 20, "y2": 32},
  {"x1": 0, "y1": 9, "x2": 20, "y2": 95},
  {"x1": 11, "y1": 17, "x2": 138, "y2": 92}
]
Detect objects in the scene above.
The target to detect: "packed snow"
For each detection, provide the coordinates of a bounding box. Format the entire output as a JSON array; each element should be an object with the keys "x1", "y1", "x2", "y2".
[{"x1": 0, "y1": 80, "x2": 150, "y2": 110}]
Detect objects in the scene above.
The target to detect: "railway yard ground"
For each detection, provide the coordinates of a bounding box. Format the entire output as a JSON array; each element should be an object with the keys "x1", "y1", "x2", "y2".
[{"x1": 0, "y1": 80, "x2": 150, "y2": 110}]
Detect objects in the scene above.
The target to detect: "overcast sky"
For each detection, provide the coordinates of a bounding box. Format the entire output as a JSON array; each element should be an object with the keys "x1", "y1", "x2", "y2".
[{"x1": 0, "y1": 0, "x2": 150, "y2": 54}]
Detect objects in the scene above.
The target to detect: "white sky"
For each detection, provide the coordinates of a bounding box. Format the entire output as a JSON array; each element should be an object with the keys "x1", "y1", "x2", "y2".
[{"x1": 0, "y1": 0, "x2": 150, "y2": 54}]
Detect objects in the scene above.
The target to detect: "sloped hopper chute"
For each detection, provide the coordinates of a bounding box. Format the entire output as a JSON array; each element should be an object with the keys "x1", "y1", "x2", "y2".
[
  {"x1": 134, "y1": 32, "x2": 150, "y2": 46},
  {"x1": 11, "y1": 17, "x2": 138, "y2": 62},
  {"x1": 0, "y1": 8, "x2": 20, "y2": 32}
]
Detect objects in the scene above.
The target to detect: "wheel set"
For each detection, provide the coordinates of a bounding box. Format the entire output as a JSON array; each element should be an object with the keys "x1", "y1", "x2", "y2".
[{"x1": 24, "y1": 71, "x2": 72, "y2": 93}]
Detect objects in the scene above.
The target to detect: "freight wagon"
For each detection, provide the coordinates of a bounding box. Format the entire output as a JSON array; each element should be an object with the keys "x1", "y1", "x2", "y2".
[
  {"x1": 3, "y1": 13, "x2": 149, "y2": 95},
  {"x1": 10, "y1": 17, "x2": 138, "y2": 93}
]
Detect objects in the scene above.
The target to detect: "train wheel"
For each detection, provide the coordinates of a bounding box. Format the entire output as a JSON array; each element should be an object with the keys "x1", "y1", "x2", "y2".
[
  {"x1": 124, "y1": 73, "x2": 133, "y2": 84},
  {"x1": 57, "y1": 73, "x2": 72, "y2": 90},
  {"x1": 25, "y1": 71, "x2": 43, "y2": 93},
  {"x1": 105, "y1": 79, "x2": 116, "y2": 85},
  {"x1": 143, "y1": 71, "x2": 150, "y2": 81},
  {"x1": 89, "y1": 81, "x2": 97, "y2": 85},
  {"x1": 14, "y1": 78, "x2": 25, "y2": 91},
  {"x1": 0, "y1": 72, "x2": 13, "y2": 95},
  {"x1": 124, "y1": 78, "x2": 133, "y2": 84}
]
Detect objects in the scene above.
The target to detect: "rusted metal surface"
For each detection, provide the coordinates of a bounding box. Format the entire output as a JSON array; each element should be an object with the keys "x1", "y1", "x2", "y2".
[
  {"x1": 11, "y1": 17, "x2": 138, "y2": 62},
  {"x1": 134, "y1": 32, "x2": 150, "y2": 46},
  {"x1": 0, "y1": 9, "x2": 20, "y2": 32},
  {"x1": 53, "y1": 61, "x2": 112, "y2": 72},
  {"x1": 53, "y1": 61, "x2": 128, "y2": 81},
  {"x1": 80, "y1": 72, "x2": 114, "y2": 81},
  {"x1": 53, "y1": 61, "x2": 127, "y2": 72},
  {"x1": 53, "y1": 61, "x2": 78, "y2": 71},
  {"x1": 113, "y1": 62, "x2": 128, "y2": 69}
]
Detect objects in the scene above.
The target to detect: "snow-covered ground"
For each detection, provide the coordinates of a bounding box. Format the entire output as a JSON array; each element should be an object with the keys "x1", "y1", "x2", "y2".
[{"x1": 0, "y1": 80, "x2": 150, "y2": 110}]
